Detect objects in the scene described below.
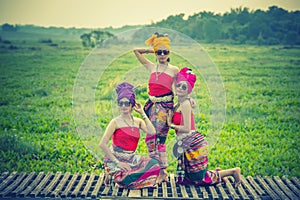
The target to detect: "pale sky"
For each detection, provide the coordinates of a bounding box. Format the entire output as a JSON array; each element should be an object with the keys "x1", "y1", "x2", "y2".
[{"x1": 0, "y1": 0, "x2": 299, "y2": 28}]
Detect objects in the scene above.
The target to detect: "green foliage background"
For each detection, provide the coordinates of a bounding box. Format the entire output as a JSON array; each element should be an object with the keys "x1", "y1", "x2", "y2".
[{"x1": 0, "y1": 6, "x2": 299, "y2": 177}]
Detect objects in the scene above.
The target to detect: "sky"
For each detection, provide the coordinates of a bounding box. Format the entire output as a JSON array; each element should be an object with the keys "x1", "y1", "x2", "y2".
[{"x1": 0, "y1": 0, "x2": 299, "y2": 28}]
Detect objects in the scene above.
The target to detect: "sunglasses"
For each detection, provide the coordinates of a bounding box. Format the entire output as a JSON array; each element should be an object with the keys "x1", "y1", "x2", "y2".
[
  {"x1": 175, "y1": 83, "x2": 188, "y2": 91},
  {"x1": 156, "y1": 50, "x2": 169, "y2": 55},
  {"x1": 118, "y1": 101, "x2": 131, "y2": 107}
]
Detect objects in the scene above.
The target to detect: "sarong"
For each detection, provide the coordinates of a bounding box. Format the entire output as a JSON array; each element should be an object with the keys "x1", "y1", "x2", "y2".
[
  {"x1": 144, "y1": 92, "x2": 174, "y2": 169},
  {"x1": 176, "y1": 131, "x2": 221, "y2": 186},
  {"x1": 104, "y1": 145, "x2": 160, "y2": 189}
]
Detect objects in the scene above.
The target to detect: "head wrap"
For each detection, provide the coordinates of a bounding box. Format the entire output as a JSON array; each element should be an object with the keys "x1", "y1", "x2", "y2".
[
  {"x1": 116, "y1": 82, "x2": 136, "y2": 106},
  {"x1": 176, "y1": 67, "x2": 197, "y2": 94},
  {"x1": 145, "y1": 32, "x2": 171, "y2": 53}
]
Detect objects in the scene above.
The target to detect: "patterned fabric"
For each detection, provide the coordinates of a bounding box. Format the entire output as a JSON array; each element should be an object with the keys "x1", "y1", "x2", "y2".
[
  {"x1": 144, "y1": 93, "x2": 173, "y2": 169},
  {"x1": 173, "y1": 113, "x2": 221, "y2": 186},
  {"x1": 145, "y1": 72, "x2": 174, "y2": 169},
  {"x1": 104, "y1": 128, "x2": 160, "y2": 189}
]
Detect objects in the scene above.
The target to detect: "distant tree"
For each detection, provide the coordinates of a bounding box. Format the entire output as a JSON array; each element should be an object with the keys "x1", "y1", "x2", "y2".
[
  {"x1": 203, "y1": 18, "x2": 222, "y2": 42},
  {"x1": 1, "y1": 23, "x2": 18, "y2": 32},
  {"x1": 150, "y1": 5, "x2": 300, "y2": 45},
  {"x1": 80, "y1": 30, "x2": 113, "y2": 48},
  {"x1": 80, "y1": 33, "x2": 91, "y2": 47}
]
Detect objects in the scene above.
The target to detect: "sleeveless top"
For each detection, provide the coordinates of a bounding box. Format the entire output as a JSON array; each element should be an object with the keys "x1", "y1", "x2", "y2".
[
  {"x1": 148, "y1": 72, "x2": 173, "y2": 96},
  {"x1": 112, "y1": 127, "x2": 140, "y2": 151},
  {"x1": 173, "y1": 111, "x2": 196, "y2": 134}
]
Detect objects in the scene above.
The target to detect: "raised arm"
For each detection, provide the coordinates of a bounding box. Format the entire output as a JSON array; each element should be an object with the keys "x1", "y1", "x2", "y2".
[
  {"x1": 133, "y1": 48, "x2": 155, "y2": 72},
  {"x1": 134, "y1": 102, "x2": 155, "y2": 134}
]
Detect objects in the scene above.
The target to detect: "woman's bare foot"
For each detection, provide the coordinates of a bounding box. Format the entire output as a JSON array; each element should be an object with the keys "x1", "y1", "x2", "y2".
[
  {"x1": 156, "y1": 169, "x2": 169, "y2": 184},
  {"x1": 233, "y1": 167, "x2": 241, "y2": 188},
  {"x1": 216, "y1": 167, "x2": 228, "y2": 183},
  {"x1": 104, "y1": 172, "x2": 111, "y2": 186}
]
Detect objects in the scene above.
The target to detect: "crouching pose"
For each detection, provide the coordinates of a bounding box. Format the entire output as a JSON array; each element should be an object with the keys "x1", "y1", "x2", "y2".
[{"x1": 167, "y1": 68, "x2": 241, "y2": 187}]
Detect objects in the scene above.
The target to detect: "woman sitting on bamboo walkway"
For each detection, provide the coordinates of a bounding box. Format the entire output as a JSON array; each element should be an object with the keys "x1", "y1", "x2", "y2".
[{"x1": 99, "y1": 82, "x2": 160, "y2": 189}]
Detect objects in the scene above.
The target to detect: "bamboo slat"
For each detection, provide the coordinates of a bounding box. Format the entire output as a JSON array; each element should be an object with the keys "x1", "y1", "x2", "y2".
[{"x1": 0, "y1": 171, "x2": 298, "y2": 199}]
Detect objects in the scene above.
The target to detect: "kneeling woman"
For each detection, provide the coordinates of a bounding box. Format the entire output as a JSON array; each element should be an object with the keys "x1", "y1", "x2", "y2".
[
  {"x1": 99, "y1": 82, "x2": 160, "y2": 189},
  {"x1": 168, "y1": 68, "x2": 241, "y2": 187}
]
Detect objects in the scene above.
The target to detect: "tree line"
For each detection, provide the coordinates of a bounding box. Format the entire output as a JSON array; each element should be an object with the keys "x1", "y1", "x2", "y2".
[
  {"x1": 1, "y1": 5, "x2": 299, "y2": 46},
  {"x1": 151, "y1": 6, "x2": 300, "y2": 45}
]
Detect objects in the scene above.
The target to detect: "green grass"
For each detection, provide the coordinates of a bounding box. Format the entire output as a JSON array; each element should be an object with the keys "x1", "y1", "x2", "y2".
[{"x1": 0, "y1": 34, "x2": 299, "y2": 177}]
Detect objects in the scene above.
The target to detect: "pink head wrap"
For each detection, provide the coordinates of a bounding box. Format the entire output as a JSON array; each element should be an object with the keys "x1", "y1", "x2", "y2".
[
  {"x1": 116, "y1": 82, "x2": 136, "y2": 106},
  {"x1": 176, "y1": 67, "x2": 197, "y2": 94}
]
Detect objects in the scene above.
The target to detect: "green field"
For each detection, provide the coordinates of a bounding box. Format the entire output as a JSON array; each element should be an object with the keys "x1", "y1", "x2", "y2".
[{"x1": 0, "y1": 31, "x2": 299, "y2": 178}]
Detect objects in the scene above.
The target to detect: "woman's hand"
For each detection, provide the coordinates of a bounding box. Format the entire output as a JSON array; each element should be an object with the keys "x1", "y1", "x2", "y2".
[
  {"x1": 190, "y1": 98, "x2": 197, "y2": 109},
  {"x1": 134, "y1": 102, "x2": 144, "y2": 114}
]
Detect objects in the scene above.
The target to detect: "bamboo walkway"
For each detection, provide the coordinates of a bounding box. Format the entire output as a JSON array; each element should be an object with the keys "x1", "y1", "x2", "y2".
[{"x1": 0, "y1": 171, "x2": 299, "y2": 199}]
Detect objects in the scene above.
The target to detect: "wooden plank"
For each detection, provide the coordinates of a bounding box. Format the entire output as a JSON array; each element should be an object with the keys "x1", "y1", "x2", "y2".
[
  {"x1": 153, "y1": 187, "x2": 158, "y2": 197},
  {"x1": 256, "y1": 176, "x2": 280, "y2": 200},
  {"x1": 265, "y1": 176, "x2": 289, "y2": 200},
  {"x1": 0, "y1": 172, "x2": 26, "y2": 197},
  {"x1": 91, "y1": 172, "x2": 105, "y2": 198},
  {"x1": 40, "y1": 171, "x2": 61, "y2": 197},
  {"x1": 169, "y1": 173, "x2": 178, "y2": 198},
  {"x1": 162, "y1": 181, "x2": 168, "y2": 198},
  {"x1": 30, "y1": 171, "x2": 53, "y2": 197},
  {"x1": 81, "y1": 172, "x2": 95, "y2": 198},
  {"x1": 291, "y1": 177, "x2": 300, "y2": 189},
  {"x1": 282, "y1": 176, "x2": 300, "y2": 197},
  {"x1": 189, "y1": 185, "x2": 199, "y2": 199},
  {"x1": 216, "y1": 183, "x2": 230, "y2": 200},
  {"x1": 0, "y1": 171, "x2": 17, "y2": 191},
  {"x1": 237, "y1": 183, "x2": 250, "y2": 200},
  {"x1": 19, "y1": 172, "x2": 44, "y2": 197},
  {"x1": 199, "y1": 186, "x2": 209, "y2": 199},
  {"x1": 224, "y1": 177, "x2": 240, "y2": 199},
  {"x1": 121, "y1": 188, "x2": 128, "y2": 197},
  {"x1": 209, "y1": 185, "x2": 219, "y2": 199},
  {"x1": 128, "y1": 189, "x2": 141, "y2": 197},
  {"x1": 50, "y1": 172, "x2": 70, "y2": 198},
  {"x1": 241, "y1": 176, "x2": 260, "y2": 200},
  {"x1": 273, "y1": 176, "x2": 298, "y2": 200},
  {"x1": 142, "y1": 188, "x2": 148, "y2": 197},
  {"x1": 179, "y1": 184, "x2": 189, "y2": 198},
  {"x1": 102, "y1": 186, "x2": 111, "y2": 196},
  {"x1": 0, "y1": 172, "x2": 9, "y2": 183},
  {"x1": 247, "y1": 176, "x2": 265, "y2": 196},
  {"x1": 71, "y1": 172, "x2": 87, "y2": 197},
  {"x1": 111, "y1": 183, "x2": 120, "y2": 197},
  {"x1": 61, "y1": 172, "x2": 79, "y2": 198},
  {"x1": 12, "y1": 172, "x2": 36, "y2": 195}
]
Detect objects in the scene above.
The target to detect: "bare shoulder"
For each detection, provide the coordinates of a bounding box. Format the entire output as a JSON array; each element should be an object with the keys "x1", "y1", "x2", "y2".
[
  {"x1": 182, "y1": 99, "x2": 192, "y2": 109},
  {"x1": 168, "y1": 64, "x2": 179, "y2": 73}
]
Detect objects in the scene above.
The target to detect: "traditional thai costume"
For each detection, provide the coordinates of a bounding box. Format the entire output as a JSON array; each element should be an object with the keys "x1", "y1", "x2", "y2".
[
  {"x1": 104, "y1": 127, "x2": 160, "y2": 189},
  {"x1": 172, "y1": 111, "x2": 221, "y2": 186},
  {"x1": 144, "y1": 72, "x2": 174, "y2": 169}
]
